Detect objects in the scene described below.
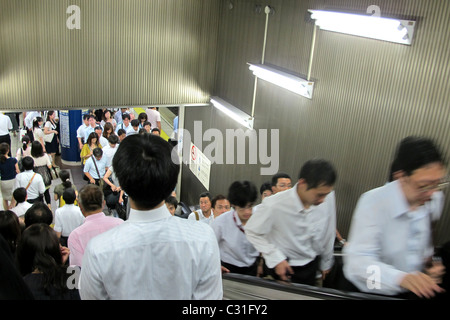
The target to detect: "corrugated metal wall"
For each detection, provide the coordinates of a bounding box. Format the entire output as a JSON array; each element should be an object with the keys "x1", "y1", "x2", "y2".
[
  {"x1": 204, "y1": 0, "x2": 450, "y2": 245},
  {"x1": 0, "y1": 0, "x2": 219, "y2": 109}
]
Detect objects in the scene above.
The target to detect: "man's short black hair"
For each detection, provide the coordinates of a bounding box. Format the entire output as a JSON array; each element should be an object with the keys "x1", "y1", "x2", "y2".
[
  {"x1": 227, "y1": 181, "x2": 258, "y2": 208},
  {"x1": 271, "y1": 172, "x2": 291, "y2": 187},
  {"x1": 62, "y1": 188, "x2": 76, "y2": 205},
  {"x1": 24, "y1": 203, "x2": 53, "y2": 228},
  {"x1": 298, "y1": 159, "x2": 337, "y2": 190},
  {"x1": 113, "y1": 134, "x2": 180, "y2": 209},
  {"x1": 117, "y1": 129, "x2": 126, "y2": 136},
  {"x1": 93, "y1": 147, "x2": 103, "y2": 158},
  {"x1": 122, "y1": 113, "x2": 130, "y2": 121},
  {"x1": 393, "y1": 136, "x2": 444, "y2": 176},
  {"x1": 107, "y1": 134, "x2": 119, "y2": 145},
  {"x1": 211, "y1": 194, "x2": 227, "y2": 208},
  {"x1": 131, "y1": 119, "x2": 139, "y2": 127},
  {"x1": 165, "y1": 196, "x2": 178, "y2": 208},
  {"x1": 21, "y1": 156, "x2": 34, "y2": 171},
  {"x1": 259, "y1": 181, "x2": 272, "y2": 195},
  {"x1": 13, "y1": 187, "x2": 27, "y2": 203},
  {"x1": 199, "y1": 192, "x2": 211, "y2": 202}
]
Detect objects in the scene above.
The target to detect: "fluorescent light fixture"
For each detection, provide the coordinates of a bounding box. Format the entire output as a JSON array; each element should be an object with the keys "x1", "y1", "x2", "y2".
[
  {"x1": 309, "y1": 10, "x2": 415, "y2": 45},
  {"x1": 210, "y1": 97, "x2": 254, "y2": 130},
  {"x1": 248, "y1": 63, "x2": 314, "y2": 99}
]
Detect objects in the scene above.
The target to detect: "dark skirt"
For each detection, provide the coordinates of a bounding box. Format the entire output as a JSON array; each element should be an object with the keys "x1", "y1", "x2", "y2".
[{"x1": 45, "y1": 133, "x2": 59, "y2": 154}]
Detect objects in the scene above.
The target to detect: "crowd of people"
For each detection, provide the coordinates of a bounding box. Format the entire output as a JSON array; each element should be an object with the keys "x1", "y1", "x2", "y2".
[{"x1": 1, "y1": 110, "x2": 449, "y2": 300}]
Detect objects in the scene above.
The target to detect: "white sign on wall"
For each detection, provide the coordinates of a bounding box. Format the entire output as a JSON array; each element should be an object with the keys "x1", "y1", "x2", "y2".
[{"x1": 189, "y1": 142, "x2": 211, "y2": 190}]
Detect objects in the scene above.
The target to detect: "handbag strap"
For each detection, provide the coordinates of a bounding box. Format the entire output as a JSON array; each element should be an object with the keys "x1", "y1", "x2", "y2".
[
  {"x1": 91, "y1": 155, "x2": 101, "y2": 179},
  {"x1": 25, "y1": 173, "x2": 37, "y2": 190}
]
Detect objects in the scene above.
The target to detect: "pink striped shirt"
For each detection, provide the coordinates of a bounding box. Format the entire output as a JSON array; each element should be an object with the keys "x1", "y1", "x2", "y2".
[{"x1": 68, "y1": 212, "x2": 123, "y2": 267}]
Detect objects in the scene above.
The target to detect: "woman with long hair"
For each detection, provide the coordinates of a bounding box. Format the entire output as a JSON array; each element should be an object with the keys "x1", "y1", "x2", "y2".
[
  {"x1": 32, "y1": 116, "x2": 46, "y2": 153},
  {"x1": 0, "y1": 210, "x2": 21, "y2": 254},
  {"x1": 16, "y1": 223, "x2": 80, "y2": 300},
  {"x1": 137, "y1": 112, "x2": 148, "y2": 129},
  {"x1": 80, "y1": 132, "x2": 101, "y2": 166},
  {"x1": 100, "y1": 109, "x2": 117, "y2": 130},
  {"x1": 102, "y1": 122, "x2": 114, "y2": 140},
  {"x1": 0, "y1": 143, "x2": 19, "y2": 210},
  {"x1": 43, "y1": 111, "x2": 59, "y2": 167},
  {"x1": 30, "y1": 141, "x2": 52, "y2": 208},
  {"x1": 16, "y1": 135, "x2": 32, "y2": 163}
]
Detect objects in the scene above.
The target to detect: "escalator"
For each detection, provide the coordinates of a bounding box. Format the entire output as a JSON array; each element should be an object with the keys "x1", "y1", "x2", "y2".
[{"x1": 222, "y1": 273, "x2": 402, "y2": 300}]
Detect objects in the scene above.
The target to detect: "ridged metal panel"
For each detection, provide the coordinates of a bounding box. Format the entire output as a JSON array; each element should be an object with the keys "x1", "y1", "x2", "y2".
[
  {"x1": 211, "y1": 0, "x2": 450, "y2": 245},
  {"x1": 0, "y1": 0, "x2": 220, "y2": 110}
]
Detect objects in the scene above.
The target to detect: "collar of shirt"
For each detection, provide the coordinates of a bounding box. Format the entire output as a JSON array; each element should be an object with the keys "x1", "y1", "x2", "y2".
[
  {"x1": 127, "y1": 204, "x2": 172, "y2": 223},
  {"x1": 85, "y1": 212, "x2": 106, "y2": 222},
  {"x1": 389, "y1": 180, "x2": 418, "y2": 219},
  {"x1": 287, "y1": 183, "x2": 315, "y2": 214}
]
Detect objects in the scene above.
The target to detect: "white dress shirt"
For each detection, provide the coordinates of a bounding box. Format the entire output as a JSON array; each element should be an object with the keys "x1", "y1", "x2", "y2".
[
  {"x1": 53, "y1": 204, "x2": 85, "y2": 237},
  {"x1": 11, "y1": 201, "x2": 32, "y2": 218},
  {"x1": 101, "y1": 144, "x2": 118, "y2": 167},
  {"x1": 114, "y1": 122, "x2": 134, "y2": 136},
  {"x1": 24, "y1": 111, "x2": 41, "y2": 129},
  {"x1": 211, "y1": 210, "x2": 259, "y2": 267},
  {"x1": 76, "y1": 123, "x2": 89, "y2": 140},
  {"x1": 187, "y1": 209, "x2": 215, "y2": 225},
  {"x1": 145, "y1": 108, "x2": 161, "y2": 129},
  {"x1": 80, "y1": 204, "x2": 223, "y2": 300},
  {"x1": 245, "y1": 184, "x2": 336, "y2": 271},
  {"x1": 343, "y1": 180, "x2": 444, "y2": 296},
  {"x1": 14, "y1": 170, "x2": 46, "y2": 201},
  {"x1": 0, "y1": 113, "x2": 13, "y2": 135}
]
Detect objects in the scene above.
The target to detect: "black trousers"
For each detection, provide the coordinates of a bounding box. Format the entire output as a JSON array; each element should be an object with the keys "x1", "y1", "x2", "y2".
[
  {"x1": 222, "y1": 259, "x2": 259, "y2": 277},
  {"x1": 0, "y1": 134, "x2": 11, "y2": 156},
  {"x1": 268, "y1": 256, "x2": 320, "y2": 286}
]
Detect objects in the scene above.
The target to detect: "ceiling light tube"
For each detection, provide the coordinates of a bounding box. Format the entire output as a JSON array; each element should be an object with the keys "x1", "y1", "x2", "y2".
[
  {"x1": 248, "y1": 63, "x2": 314, "y2": 99},
  {"x1": 309, "y1": 10, "x2": 415, "y2": 45},
  {"x1": 210, "y1": 97, "x2": 254, "y2": 130}
]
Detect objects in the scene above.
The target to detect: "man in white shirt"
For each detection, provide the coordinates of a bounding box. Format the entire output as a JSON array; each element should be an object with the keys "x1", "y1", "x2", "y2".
[
  {"x1": 24, "y1": 111, "x2": 41, "y2": 142},
  {"x1": 188, "y1": 192, "x2": 214, "y2": 224},
  {"x1": 14, "y1": 157, "x2": 46, "y2": 203},
  {"x1": 101, "y1": 135, "x2": 119, "y2": 167},
  {"x1": 115, "y1": 113, "x2": 134, "y2": 136},
  {"x1": 10, "y1": 187, "x2": 32, "y2": 226},
  {"x1": 113, "y1": 107, "x2": 128, "y2": 125},
  {"x1": 211, "y1": 181, "x2": 260, "y2": 276},
  {"x1": 343, "y1": 136, "x2": 446, "y2": 298},
  {"x1": 0, "y1": 112, "x2": 13, "y2": 153},
  {"x1": 211, "y1": 194, "x2": 230, "y2": 218},
  {"x1": 54, "y1": 188, "x2": 85, "y2": 247},
  {"x1": 83, "y1": 148, "x2": 108, "y2": 185},
  {"x1": 271, "y1": 172, "x2": 292, "y2": 194},
  {"x1": 76, "y1": 114, "x2": 90, "y2": 150},
  {"x1": 83, "y1": 115, "x2": 97, "y2": 142},
  {"x1": 80, "y1": 134, "x2": 222, "y2": 300},
  {"x1": 145, "y1": 106, "x2": 161, "y2": 131},
  {"x1": 245, "y1": 159, "x2": 337, "y2": 286}
]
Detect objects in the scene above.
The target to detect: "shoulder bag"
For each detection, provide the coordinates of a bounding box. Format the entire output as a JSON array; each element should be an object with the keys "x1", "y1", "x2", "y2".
[{"x1": 91, "y1": 155, "x2": 104, "y2": 189}]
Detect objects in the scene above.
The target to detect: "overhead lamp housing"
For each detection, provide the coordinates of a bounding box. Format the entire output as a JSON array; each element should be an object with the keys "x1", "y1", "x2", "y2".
[
  {"x1": 210, "y1": 97, "x2": 254, "y2": 130},
  {"x1": 248, "y1": 63, "x2": 314, "y2": 99},
  {"x1": 309, "y1": 9, "x2": 415, "y2": 45}
]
